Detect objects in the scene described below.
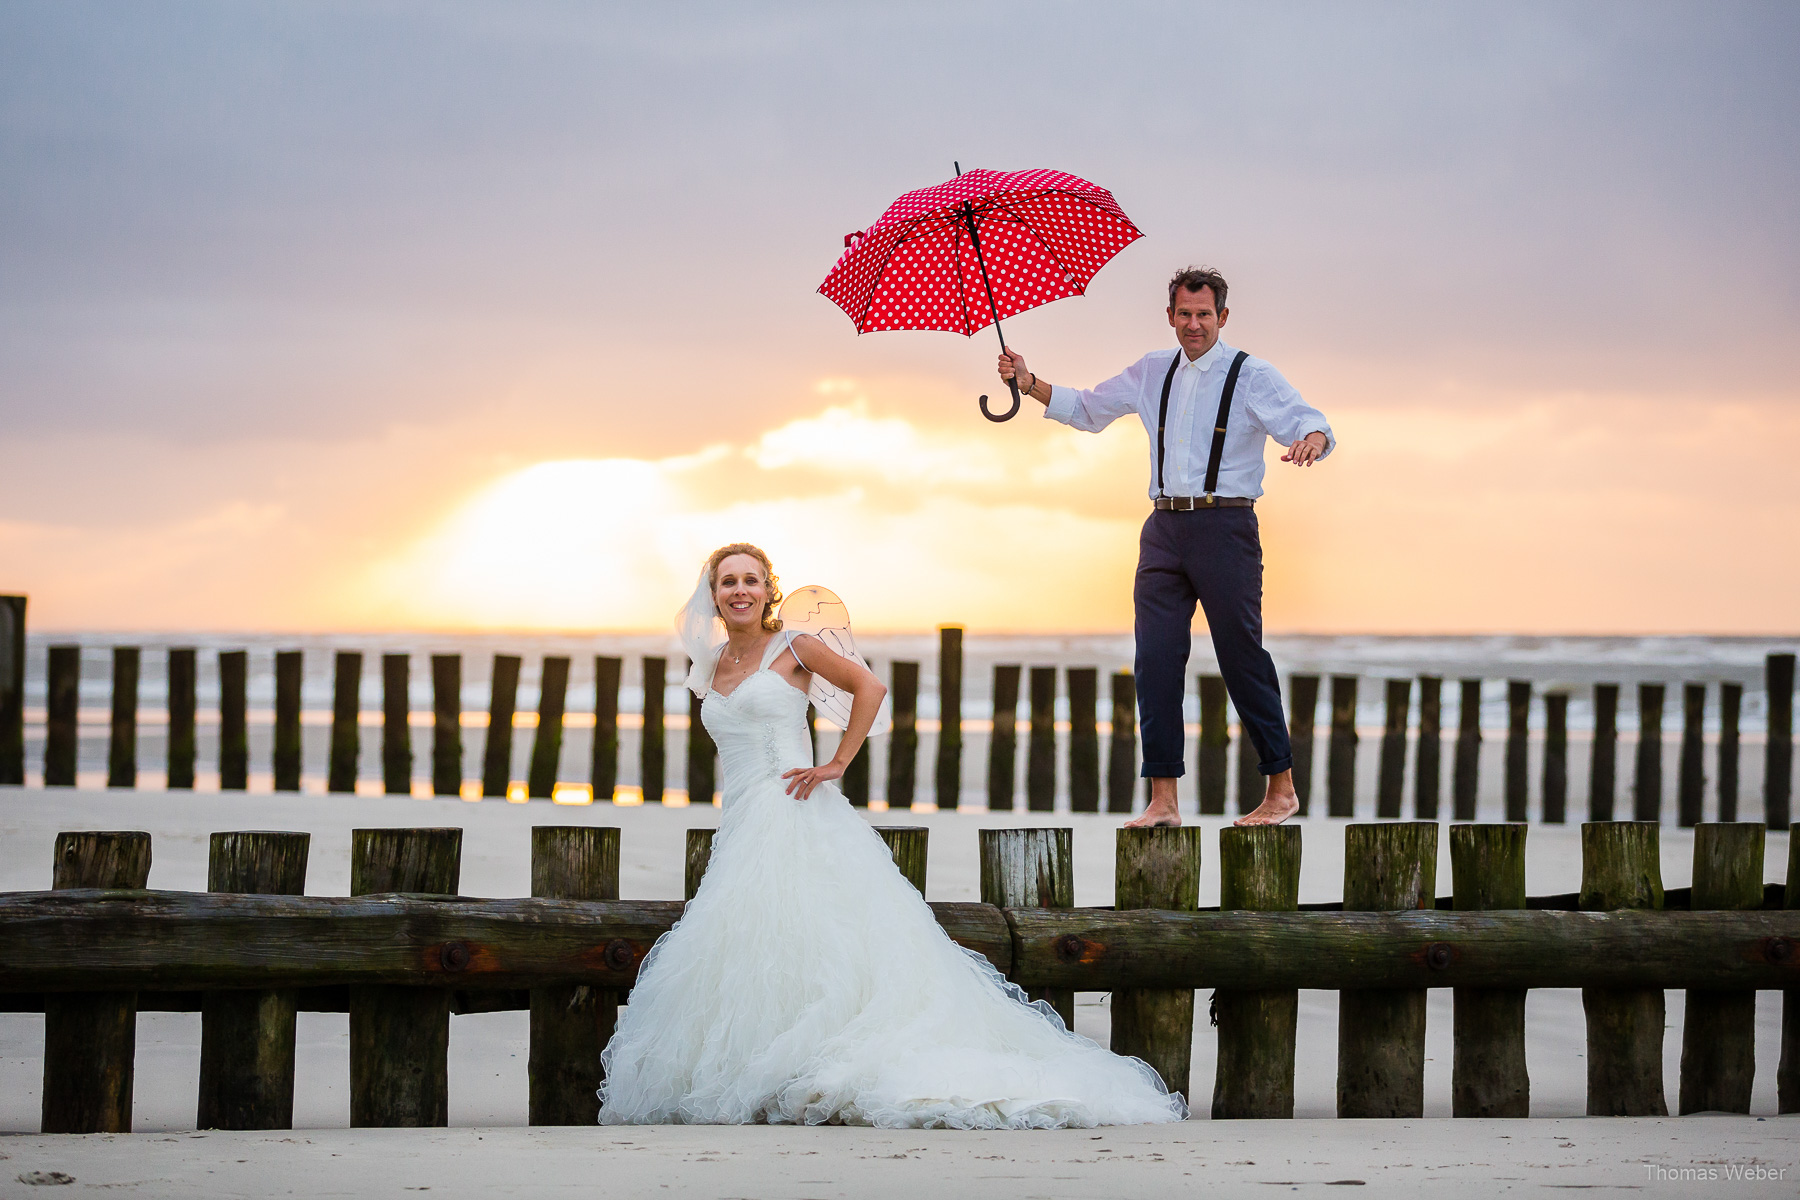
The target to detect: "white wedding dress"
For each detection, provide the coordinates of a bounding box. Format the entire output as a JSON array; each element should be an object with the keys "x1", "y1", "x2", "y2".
[{"x1": 596, "y1": 633, "x2": 1185, "y2": 1128}]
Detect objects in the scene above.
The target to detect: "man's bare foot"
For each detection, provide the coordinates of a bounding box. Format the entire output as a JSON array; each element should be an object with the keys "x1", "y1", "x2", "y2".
[
  {"x1": 1124, "y1": 778, "x2": 1182, "y2": 828},
  {"x1": 1234, "y1": 769, "x2": 1299, "y2": 826}
]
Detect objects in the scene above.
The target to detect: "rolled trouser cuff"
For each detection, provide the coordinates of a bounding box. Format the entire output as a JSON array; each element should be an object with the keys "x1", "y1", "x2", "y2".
[
  {"x1": 1258, "y1": 754, "x2": 1294, "y2": 776},
  {"x1": 1139, "y1": 761, "x2": 1186, "y2": 779}
]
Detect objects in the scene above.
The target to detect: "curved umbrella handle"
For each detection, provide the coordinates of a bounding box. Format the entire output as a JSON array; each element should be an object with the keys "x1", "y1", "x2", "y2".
[{"x1": 978, "y1": 378, "x2": 1022, "y2": 423}]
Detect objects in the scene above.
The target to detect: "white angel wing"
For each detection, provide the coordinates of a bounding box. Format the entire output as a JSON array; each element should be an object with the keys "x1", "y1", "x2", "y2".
[{"x1": 779, "y1": 585, "x2": 890, "y2": 735}]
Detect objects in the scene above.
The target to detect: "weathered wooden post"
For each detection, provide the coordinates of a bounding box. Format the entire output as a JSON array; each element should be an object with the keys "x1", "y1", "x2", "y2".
[
  {"x1": 1453, "y1": 679, "x2": 1482, "y2": 820},
  {"x1": 1718, "y1": 682, "x2": 1742, "y2": 822},
  {"x1": 1767, "y1": 654, "x2": 1794, "y2": 828},
  {"x1": 981, "y1": 828, "x2": 1074, "y2": 1026},
  {"x1": 1027, "y1": 667, "x2": 1056, "y2": 812},
  {"x1": 1677, "y1": 684, "x2": 1706, "y2": 828},
  {"x1": 593, "y1": 656, "x2": 621, "y2": 802},
  {"x1": 526, "y1": 656, "x2": 570, "y2": 799},
  {"x1": 988, "y1": 664, "x2": 1021, "y2": 811},
  {"x1": 1327, "y1": 675, "x2": 1358, "y2": 817},
  {"x1": 1337, "y1": 821, "x2": 1437, "y2": 1117},
  {"x1": 0, "y1": 594, "x2": 23, "y2": 785},
  {"x1": 1212, "y1": 825, "x2": 1301, "y2": 1119},
  {"x1": 887, "y1": 661, "x2": 919, "y2": 810},
  {"x1": 1542, "y1": 691, "x2": 1569, "y2": 824},
  {"x1": 431, "y1": 654, "x2": 462, "y2": 797},
  {"x1": 272, "y1": 650, "x2": 302, "y2": 792},
  {"x1": 481, "y1": 654, "x2": 521, "y2": 798},
  {"x1": 875, "y1": 826, "x2": 928, "y2": 893},
  {"x1": 1415, "y1": 675, "x2": 1441, "y2": 819},
  {"x1": 166, "y1": 647, "x2": 197, "y2": 790},
  {"x1": 685, "y1": 662, "x2": 714, "y2": 806},
  {"x1": 1581, "y1": 821, "x2": 1667, "y2": 1115},
  {"x1": 641, "y1": 656, "x2": 665, "y2": 804},
  {"x1": 685, "y1": 827, "x2": 715, "y2": 899},
  {"x1": 1377, "y1": 678, "x2": 1411, "y2": 819},
  {"x1": 529, "y1": 826, "x2": 620, "y2": 1126},
  {"x1": 935, "y1": 626, "x2": 963, "y2": 809},
  {"x1": 1450, "y1": 823, "x2": 1529, "y2": 1117},
  {"x1": 381, "y1": 654, "x2": 411, "y2": 795},
  {"x1": 327, "y1": 651, "x2": 361, "y2": 794},
  {"x1": 1107, "y1": 670, "x2": 1137, "y2": 814},
  {"x1": 44, "y1": 644, "x2": 80, "y2": 787},
  {"x1": 349, "y1": 827, "x2": 461, "y2": 1127},
  {"x1": 1114, "y1": 827, "x2": 1203, "y2": 1103},
  {"x1": 1504, "y1": 680, "x2": 1530, "y2": 822},
  {"x1": 843, "y1": 735, "x2": 870, "y2": 806},
  {"x1": 106, "y1": 647, "x2": 140, "y2": 789},
  {"x1": 198, "y1": 831, "x2": 311, "y2": 1130},
  {"x1": 1069, "y1": 667, "x2": 1099, "y2": 813},
  {"x1": 219, "y1": 650, "x2": 248, "y2": 791},
  {"x1": 1782, "y1": 826, "x2": 1800, "y2": 1114},
  {"x1": 1198, "y1": 674, "x2": 1228, "y2": 816},
  {"x1": 41, "y1": 830, "x2": 153, "y2": 1133},
  {"x1": 1289, "y1": 673, "x2": 1320, "y2": 815},
  {"x1": 1590, "y1": 682, "x2": 1619, "y2": 821},
  {"x1": 1678, "y1": 822, "x2": 1764, "y2": 1114},
  {"x1": 1633, "y1": 683, "x2": 1665, "y2": 822}
]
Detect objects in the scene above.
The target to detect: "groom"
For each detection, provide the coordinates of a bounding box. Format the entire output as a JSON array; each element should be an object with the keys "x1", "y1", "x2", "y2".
[{"x1": 999, "y1": 267, "x2": 1334, "y2": 827}]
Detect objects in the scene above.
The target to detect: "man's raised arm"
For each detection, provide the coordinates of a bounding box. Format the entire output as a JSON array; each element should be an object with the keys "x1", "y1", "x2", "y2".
[{"x1": 997, "y1": 349, "x2": 1142, "y2": 433}]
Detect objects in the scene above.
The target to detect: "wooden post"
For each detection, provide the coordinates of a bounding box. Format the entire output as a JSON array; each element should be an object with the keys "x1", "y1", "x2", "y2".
[
  {"x1": 875, "y1": 826, "x2": 928, "y2": 894},
  {"x1": 935, "y1": 626, "x2": 963, "y2": 809},
  {"x1": 1580, "y1": 820, "x2": 1667, "y2": 1115},
  {"x1": 887, "y1": 661, "x2": 919, "y2": 810},
  {"x1": 381, "y1": 654, "x2": 411, "y2": 796},
  {"x1": 1114, "y1": 827, "x2": 1203, "y2": 1102},
  {"x1": 592, "y1": 656, "x2": 621, "y2": 802},
  {"x1": 1327, "y1": 675, "x2": 1358, "y2": 818},
  {"x1": 843, "y1": 732, "x2": 870, "y2": 806},
  {"x1": 989, "y1": 664, "x2": 1021, "y2": 811},
  {"x1": 1634, "y1": 684, "x2": 1665, "y2": 822},
  {"x1": 1289, "y1": 673, "x2": 1320, "y2": 816},
  {"x1": 349, "y1": 828, "x2": 461, "y2": 1127},
  {"x1": 1782, "y1": 825, "x2": 1800, "y2": 1114},
  {"x1": 1718, "y1": 682, "x2": 1742, "y2": 822},
  {"x1": 166, "y1": 648, "x2": 197, "y2": 790},
  {"x1": 1542, "y1": 692, "x2": 1569, "y2": 824},
  {"x1": 1198, "y1": 675, "x2": 1228, "y2": 816},
  {"x1": 1678, "y1": 822, "x2": 1764, "y2": 1114},
  {"x1": 981, "y1": 828, "x2": 1074, "y2": 1026},
  {"x1": 1415, "y1": 675, "x2": 1441, "y2": 820},
  {"x1": 0, "y1": 594, "x2": 23, "y2": 785},
  {"x1": 1337, "y1": 821, "x2": 1437, "y2": 1118},
  {"x1": 1069, "y1": 667, "x2": 1099, "y2": 813},
  {"x1": 1236, "y1": 702, "x2": 1262, "y2": 815},
  {"x1": 44, "y1": 644, "x2": 80, "y2": 787},
  {"x1": 529, "y1": 826, "x2": 619, "y2": 1126},
  {"x1": 41, "y1": 830, "x2": 152, "y2": 1133},
  {"x1": 1450, "y1": 823, "x2": 1529, "y2": 1117},
  {"x1": 431, "y1": 655, "x2": 462, "y2": 797},
  {"x1": 108, "y1": 646, "x2": 140, "y2": 789},
  {"x1": 219, "y1": 650, "x2": 248, "y2": 791},
  {"x1": 685, "y1": 666, "x2": 714, "y2": 806},
  {"x1": 1453, "y1": 679, "x2": 1481, "y2": 820},
  {"x1": 481, "y1": 654, "x2": 521, "y2": 798},
  {"x1": 198, "y1": 831, "x2": 310, "y2": 1130},
  {"x1": 1107, "y1": 671, "x2": 1137, "y2": 814},
  {"x1": 327, "y1": 651, "x2": 361, "y2": 794},
  {"x1": 1677, "y1": 684, "x2": 1706, "y2": 828},
  {"x1": 527, "y1": 656, "x2": 570, "y2": 800},
  {"x1": 1766, "y1": 654, "x2": 1794, "y2": 828},
  {"x1": 1027, "y1": 667, "x2": 1056, "y2": 812},
  {"x1": 1590, "y1": 683, "x2": 1619, "y2": 822},
  {"x1": 1212, "y1": 825, "x2": 1301, "y2": 1119},
  {"x1": 272, "y1": 650, "x2": 302, "y2": 792},
  {"x1": 1504, "y1": 680, "x2": 1530, "y2": 822},
  {"x1": 1377, "y1": 678, "x2": 1411, "y2": 819},
  {"x1": 684, "y1": 828, "x2": 715, "y2": 900},
  {"x1": 641, "y1": 656, "x2": 665, "y2": 804}
]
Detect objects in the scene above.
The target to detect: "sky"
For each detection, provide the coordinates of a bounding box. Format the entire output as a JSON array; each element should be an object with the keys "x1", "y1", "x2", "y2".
[{"x1": 1, "y1": 0, "x2": 1796, "y2": 634}]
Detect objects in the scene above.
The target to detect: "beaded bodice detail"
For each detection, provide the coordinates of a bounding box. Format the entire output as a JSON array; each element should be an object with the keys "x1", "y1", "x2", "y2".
[{"x1": 701, "y1": 662, "x2": 814, "y2": 798}]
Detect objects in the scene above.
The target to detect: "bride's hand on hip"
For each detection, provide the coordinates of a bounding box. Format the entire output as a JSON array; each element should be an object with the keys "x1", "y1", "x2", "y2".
[{"x1": 782, "y1": 761, "x2": 844, "y2": 800}]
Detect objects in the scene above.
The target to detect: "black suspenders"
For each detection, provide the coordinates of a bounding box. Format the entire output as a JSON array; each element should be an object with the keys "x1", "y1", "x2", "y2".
[{"x1": 1155, "y1": 348, "x2": 1251, "y2": 500}]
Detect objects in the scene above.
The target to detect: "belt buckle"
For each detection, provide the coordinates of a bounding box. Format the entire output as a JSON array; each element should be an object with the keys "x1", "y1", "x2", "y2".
[{"x1": 1176, "y1": 496, "x2": 1194, "y2": 512}]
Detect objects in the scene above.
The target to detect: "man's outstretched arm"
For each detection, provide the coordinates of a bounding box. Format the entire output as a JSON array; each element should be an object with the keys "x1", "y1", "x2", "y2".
[{"x1": 998, "y1": 349, "x2": 1142, "y2": 432}]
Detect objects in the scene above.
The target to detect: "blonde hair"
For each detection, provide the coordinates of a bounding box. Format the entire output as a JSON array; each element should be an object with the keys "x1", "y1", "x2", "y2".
[{"x1": 706, "y1": 543, "x2": 783, "y2": 632}]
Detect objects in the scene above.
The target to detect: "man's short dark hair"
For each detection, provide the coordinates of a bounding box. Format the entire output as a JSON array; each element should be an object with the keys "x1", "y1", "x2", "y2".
[{"x1": 1168, "y1": 266, "x2": 1228, "y2": 311}]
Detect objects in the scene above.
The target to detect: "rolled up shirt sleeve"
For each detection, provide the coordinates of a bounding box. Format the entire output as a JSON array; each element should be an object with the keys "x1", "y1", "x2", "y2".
[
  {"x1": 1042, "y1": 354, "x2": 1155, "y2": 433},
  {"x1": 1245, "y1": 361, "x2": 1335, "y2": 458}
]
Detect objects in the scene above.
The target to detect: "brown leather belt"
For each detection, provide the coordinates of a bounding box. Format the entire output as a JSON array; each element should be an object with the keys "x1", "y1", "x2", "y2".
[{"x1": 1154, "y1": 495, "x2": 1254, "y2": 511}]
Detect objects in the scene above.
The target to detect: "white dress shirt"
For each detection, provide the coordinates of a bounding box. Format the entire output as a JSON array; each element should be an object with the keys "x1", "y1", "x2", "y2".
[{"x1": 1043, "y1": 338, "x2": 1335, "y2": 500}]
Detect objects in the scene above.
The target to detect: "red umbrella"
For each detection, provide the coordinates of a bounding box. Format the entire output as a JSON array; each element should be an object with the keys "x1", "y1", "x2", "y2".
[{"x1": 818, "y1": 165, "x2": 1143, "y2": 421}]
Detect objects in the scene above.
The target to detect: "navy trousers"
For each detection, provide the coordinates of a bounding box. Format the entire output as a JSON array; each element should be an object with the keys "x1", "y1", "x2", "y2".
[{"x1": 1134, "y1": 507, "x2": 1293, "y2": 778}]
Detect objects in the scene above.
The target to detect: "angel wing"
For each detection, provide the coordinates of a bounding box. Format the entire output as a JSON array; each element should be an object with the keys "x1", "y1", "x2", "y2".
[{"x1": 779, "y1": 585, "x2": 889, "y2": 735}]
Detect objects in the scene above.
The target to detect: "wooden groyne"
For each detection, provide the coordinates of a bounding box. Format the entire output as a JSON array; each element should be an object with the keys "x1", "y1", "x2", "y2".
[{"x1": 2, "y1": 820, "x2": 1797, "y2": 1132}]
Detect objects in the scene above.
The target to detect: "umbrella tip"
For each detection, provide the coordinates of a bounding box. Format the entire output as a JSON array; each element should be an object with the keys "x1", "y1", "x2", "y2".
[{"x1": 954, "y1": 161, "x2": 961, "y2": 176}]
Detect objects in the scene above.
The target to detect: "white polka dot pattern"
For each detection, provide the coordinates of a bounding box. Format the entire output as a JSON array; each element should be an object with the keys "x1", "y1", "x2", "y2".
[{"x1": 818, "y1": 168, "x2": 1143, "y2": 335}]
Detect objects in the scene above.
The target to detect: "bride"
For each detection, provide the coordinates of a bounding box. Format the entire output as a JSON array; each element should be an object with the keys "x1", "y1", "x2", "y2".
[{"x1": 596, "y1": 543, "x2": 1185, "y2": 1128}]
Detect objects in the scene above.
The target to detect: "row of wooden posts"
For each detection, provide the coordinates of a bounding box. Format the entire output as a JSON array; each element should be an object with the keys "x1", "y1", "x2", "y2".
[
  {"x1": 1, "y1": 600, "x2": 1794, "y2": 823},
  {"x1": 5, "y1": 819, "x2": 1798, "y2": 1134}
]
